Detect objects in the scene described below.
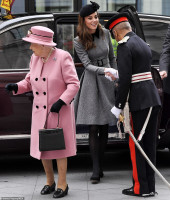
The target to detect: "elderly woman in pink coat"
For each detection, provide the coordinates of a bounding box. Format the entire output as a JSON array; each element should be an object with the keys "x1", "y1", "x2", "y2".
[{"x1": 5, "y1": 26, "x2": 80, "y2": 198}]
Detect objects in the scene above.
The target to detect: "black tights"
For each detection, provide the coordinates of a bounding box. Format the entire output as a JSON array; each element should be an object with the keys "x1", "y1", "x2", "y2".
[{"x1": 89, "y1": 124, "x2": 108, "y2": 177}]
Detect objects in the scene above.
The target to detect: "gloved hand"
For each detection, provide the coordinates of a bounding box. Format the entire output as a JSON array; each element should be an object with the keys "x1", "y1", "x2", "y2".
[
  {"x1": 104, "y1": 68, "x2": 119, "y2": 80},
  {"x1": 111, "y1": 106, "x2": 122, "y2": 119},
  {"x1": 50, "y1": 99, "x2": 66, "y2": 113},
  {"x1": 105, "y1": 75, "x2": 113, "y2": 81},
  {"x1": 5, "y1": 83, "x2": 18, "y2": 94}
]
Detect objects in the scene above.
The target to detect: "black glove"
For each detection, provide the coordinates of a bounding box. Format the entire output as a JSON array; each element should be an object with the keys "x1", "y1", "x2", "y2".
[
  {"x1": 5, "y1": 83, "x2": 18, "y2": 94},
  {"x1": 50, "y1": 99, "x2": 66, "y2": 113}
]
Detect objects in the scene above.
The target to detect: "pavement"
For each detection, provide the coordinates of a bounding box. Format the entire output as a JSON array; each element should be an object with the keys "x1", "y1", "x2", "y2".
[{"x1": 0, "y1": 150, "x2": 170, "y2": 200}]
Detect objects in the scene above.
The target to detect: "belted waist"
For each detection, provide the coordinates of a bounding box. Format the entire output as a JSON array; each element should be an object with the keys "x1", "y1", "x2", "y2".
[
  {"x1": 92, "y1": 58, "x2": 108, "y2": 67},
  {"x1": 131, "y1": 72, "x2": 152, "y2": 83}
]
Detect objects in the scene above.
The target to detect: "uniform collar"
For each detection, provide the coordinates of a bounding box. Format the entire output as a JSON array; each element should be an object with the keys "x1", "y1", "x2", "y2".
[
  {"x1": 125, "y1": 31, "x2": 135, "y2": 37},
  {"x1": 118, "y1": 31, "x2": 135, "y2": 44}
]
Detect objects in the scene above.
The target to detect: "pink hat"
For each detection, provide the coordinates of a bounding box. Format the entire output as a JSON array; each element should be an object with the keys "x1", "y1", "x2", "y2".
[{"x1": 22, "y1": 26, "x2": 56, "y2": 46}]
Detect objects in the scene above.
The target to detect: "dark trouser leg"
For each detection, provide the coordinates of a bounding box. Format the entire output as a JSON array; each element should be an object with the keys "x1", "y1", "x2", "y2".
[
  {"x1": 129, "y1": 115, "x2": 146, "y2": 195},
  {"x1": 98, "y1": 124, "x2": 108, "y2": 174},
  {"x1": 89, "y1": 125, "x2": 100, "y2": 177},
  {"x1": 130, "y1": 106, "x2": 160, "y2": 194},
  {"x1": 144, "y1": 106, "x2": 160, "y2": 193}
]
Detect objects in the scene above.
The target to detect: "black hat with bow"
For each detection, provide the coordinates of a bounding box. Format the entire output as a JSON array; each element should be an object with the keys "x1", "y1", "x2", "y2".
[{"x1": 79, "y1": 1, "x2": 100, "y2": 17}]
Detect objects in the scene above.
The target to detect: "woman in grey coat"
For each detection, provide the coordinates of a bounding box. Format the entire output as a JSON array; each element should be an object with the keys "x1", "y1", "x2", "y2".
[{"x1": 74, "y1": 1, "x2": 117, "y2": 184}]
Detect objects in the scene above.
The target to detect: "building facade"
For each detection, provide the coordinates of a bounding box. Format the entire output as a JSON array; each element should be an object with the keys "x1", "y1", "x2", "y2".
[{"x1": 0, "y1": 0, "x2": 170, "y2": 16}]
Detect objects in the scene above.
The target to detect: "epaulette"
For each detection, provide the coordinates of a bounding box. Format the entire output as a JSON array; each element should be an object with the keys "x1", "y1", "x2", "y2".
[{"x1": 118, "y1": 36, "x2": 130, "y2": 44}]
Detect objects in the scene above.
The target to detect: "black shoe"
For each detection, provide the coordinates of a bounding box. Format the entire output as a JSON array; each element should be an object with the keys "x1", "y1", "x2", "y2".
[
  {"x1": 122, "y1": 186, "x2": 134, "y2": 196},
  {"x1": 122, "y1": 187, "x2": 156, "y2": 197},
  {"x1": 99, "y1": 171, "x2": 104, "y2": 178},
  {"x1": 40, "y1": 182, "x2": 56, "y2": 195},
  {"x1": 149, "y1": 191, "x2": 158, "y2": 197},
  {"x1": 90, "y1": 176, "x2": 100, "y2": 184},
  {"x1": 53, "y1": 184, "x2": 69, "y2": 198}
]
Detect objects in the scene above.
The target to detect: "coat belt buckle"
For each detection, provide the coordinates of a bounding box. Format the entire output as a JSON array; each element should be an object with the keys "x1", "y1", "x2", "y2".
[{"x1": 97, "y1": 59, "x2": 103, "y2": 66}]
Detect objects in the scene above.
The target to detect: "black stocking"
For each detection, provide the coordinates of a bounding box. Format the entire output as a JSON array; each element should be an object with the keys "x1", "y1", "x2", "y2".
[
  {"x1": 89, "y1": 124, "x2": 108, "y2": 178},
  {"x1": 89, "y1": 125, "x2": 100, "y2": 177},
  {"x1": 99, "y1": 124, "x2": 108, "y2": 173}
]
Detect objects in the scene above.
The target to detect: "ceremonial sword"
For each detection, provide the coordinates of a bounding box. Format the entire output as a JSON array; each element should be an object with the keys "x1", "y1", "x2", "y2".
[{"x1": 118, "y1": 102, "x2": 170, "y2": 189}]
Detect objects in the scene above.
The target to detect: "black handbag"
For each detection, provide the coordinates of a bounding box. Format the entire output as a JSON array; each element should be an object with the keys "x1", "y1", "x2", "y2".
[{"x1": 39, "y1": 112, "x2": 66, "y2": 151}]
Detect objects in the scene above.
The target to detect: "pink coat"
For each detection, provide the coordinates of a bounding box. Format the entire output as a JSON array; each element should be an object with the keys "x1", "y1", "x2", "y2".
[{"x1": 16, "y1": 48, "x2": 80, "y2": 160}]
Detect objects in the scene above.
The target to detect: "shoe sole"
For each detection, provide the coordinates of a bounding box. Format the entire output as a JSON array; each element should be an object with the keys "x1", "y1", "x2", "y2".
[{"x1": 90, "y1": 180, "x2": 100, "y2": 184}]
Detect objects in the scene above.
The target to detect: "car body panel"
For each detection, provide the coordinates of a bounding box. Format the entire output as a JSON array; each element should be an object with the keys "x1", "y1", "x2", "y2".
[{"x1": 0, "y1": 7, "x2": 169, "y2": 152}]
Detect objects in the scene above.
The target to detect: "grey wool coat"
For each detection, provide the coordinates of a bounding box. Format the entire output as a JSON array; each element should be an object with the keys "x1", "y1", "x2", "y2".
[
  {"x1": 74, "y1": 28, "x2": 117, "y2": 125},
  {"x1": 159, "y1": 24, "x2": 170, "y2": 94}
]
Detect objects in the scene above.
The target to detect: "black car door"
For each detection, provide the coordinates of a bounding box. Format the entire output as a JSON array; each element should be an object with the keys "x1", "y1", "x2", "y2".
[{"x1": 118, "y1": 5, "x2": 146, "y2": 41}]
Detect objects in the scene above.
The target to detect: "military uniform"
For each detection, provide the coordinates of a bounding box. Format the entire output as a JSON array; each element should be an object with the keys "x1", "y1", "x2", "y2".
[{"x1": 116, "y1": 31, "x2": 161, "y2": 195}]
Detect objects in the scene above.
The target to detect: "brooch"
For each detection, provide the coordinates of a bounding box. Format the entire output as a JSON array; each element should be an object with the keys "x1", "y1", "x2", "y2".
[{"x1": 27, "y1": 29, "x2": 32, "y2": 37}]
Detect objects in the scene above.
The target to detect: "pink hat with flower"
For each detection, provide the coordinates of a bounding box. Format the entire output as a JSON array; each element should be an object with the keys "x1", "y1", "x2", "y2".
[{"x1": 22, "y1": 26, "x2": 56, "y2": 46}]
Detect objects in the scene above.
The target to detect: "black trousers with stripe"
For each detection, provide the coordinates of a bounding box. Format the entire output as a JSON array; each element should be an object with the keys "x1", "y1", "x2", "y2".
[{"x1": 129, "y1": 106, "x2": 160, "y2": 194}]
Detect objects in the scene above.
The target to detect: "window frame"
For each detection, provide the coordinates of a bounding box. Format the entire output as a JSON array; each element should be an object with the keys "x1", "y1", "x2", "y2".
[
  {"x1": 0, "y1": 14, "x2": 54, "y2": 71},
  {"x1": 139, "y1": 14, "x2": 170, "y2": 67}
]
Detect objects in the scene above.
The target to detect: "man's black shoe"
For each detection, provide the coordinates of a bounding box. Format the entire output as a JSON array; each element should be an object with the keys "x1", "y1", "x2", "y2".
[
  {"x1": 122, "y1": 187, "x2": 157, "y2": 197},
  {"x1": 148, "y1": 192, "x2": 158, "y2": 197},
  {"x1": 122, "y1": 186, "x2": 134, "y2": 196}
]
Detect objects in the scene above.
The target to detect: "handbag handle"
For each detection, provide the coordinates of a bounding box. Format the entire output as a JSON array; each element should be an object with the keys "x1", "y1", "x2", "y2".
[{"x1": 43, "y1": 112, "x2": 60, "y2": 129}]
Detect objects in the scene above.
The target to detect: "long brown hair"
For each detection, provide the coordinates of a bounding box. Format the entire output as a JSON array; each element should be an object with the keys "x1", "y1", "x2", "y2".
[{"x1": 76, "y1": 14, "x2": 104, "y2": 50}]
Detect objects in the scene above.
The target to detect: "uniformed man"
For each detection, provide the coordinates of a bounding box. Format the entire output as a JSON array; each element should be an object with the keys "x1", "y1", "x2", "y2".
[{"x1": 105, "y1": 13, "x2": 161, "y2": 197}]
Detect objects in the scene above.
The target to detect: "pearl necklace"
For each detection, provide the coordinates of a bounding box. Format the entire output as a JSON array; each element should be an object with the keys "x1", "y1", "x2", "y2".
[{"x1": 41, "y1": 47, "x2": 54, "y2": 63}]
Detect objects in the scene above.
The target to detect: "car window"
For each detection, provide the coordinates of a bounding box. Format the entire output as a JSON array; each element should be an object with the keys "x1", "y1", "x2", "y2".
[
  {"x1": 56, "y1": 18, "x2": 112, "y2": 61},
  {"x1": 141, "y1": 21, "x2": 169, "y2": 65},
  {"x1": 0, "y1": 22, "x2": 48, "y2": 70},
  {"x1": 55, "y1": 15, "x2": 168, "y2": 67},
  {"x1": 56, "y1": 22, "x2": 84, "y2": 79},
  {"x1": 56, "y1": 24, "x2": 75, "y2": 58}
]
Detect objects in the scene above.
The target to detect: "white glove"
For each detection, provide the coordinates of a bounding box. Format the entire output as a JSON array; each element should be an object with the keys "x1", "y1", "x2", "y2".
[
  {"x1": 105, "y1": 75, "x2": 113, "y2": 81},
  {"x1": 111, "y1": 106, "x2": 122, "y2": 119},
  {"x1": 104, "y1": 68, "x2": 119, "y2": 78}
]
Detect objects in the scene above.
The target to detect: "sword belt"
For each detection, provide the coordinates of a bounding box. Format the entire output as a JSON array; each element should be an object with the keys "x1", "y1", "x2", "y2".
[
  {"x1": 118, "y1": 71, "x2": 153, "y2": 141},
  {"x1": 131, "y1": 72, "x2": 153, "y2": 140},
  {"x1": 131, "y1": 72, "x2": 152, "y2": 83}
]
